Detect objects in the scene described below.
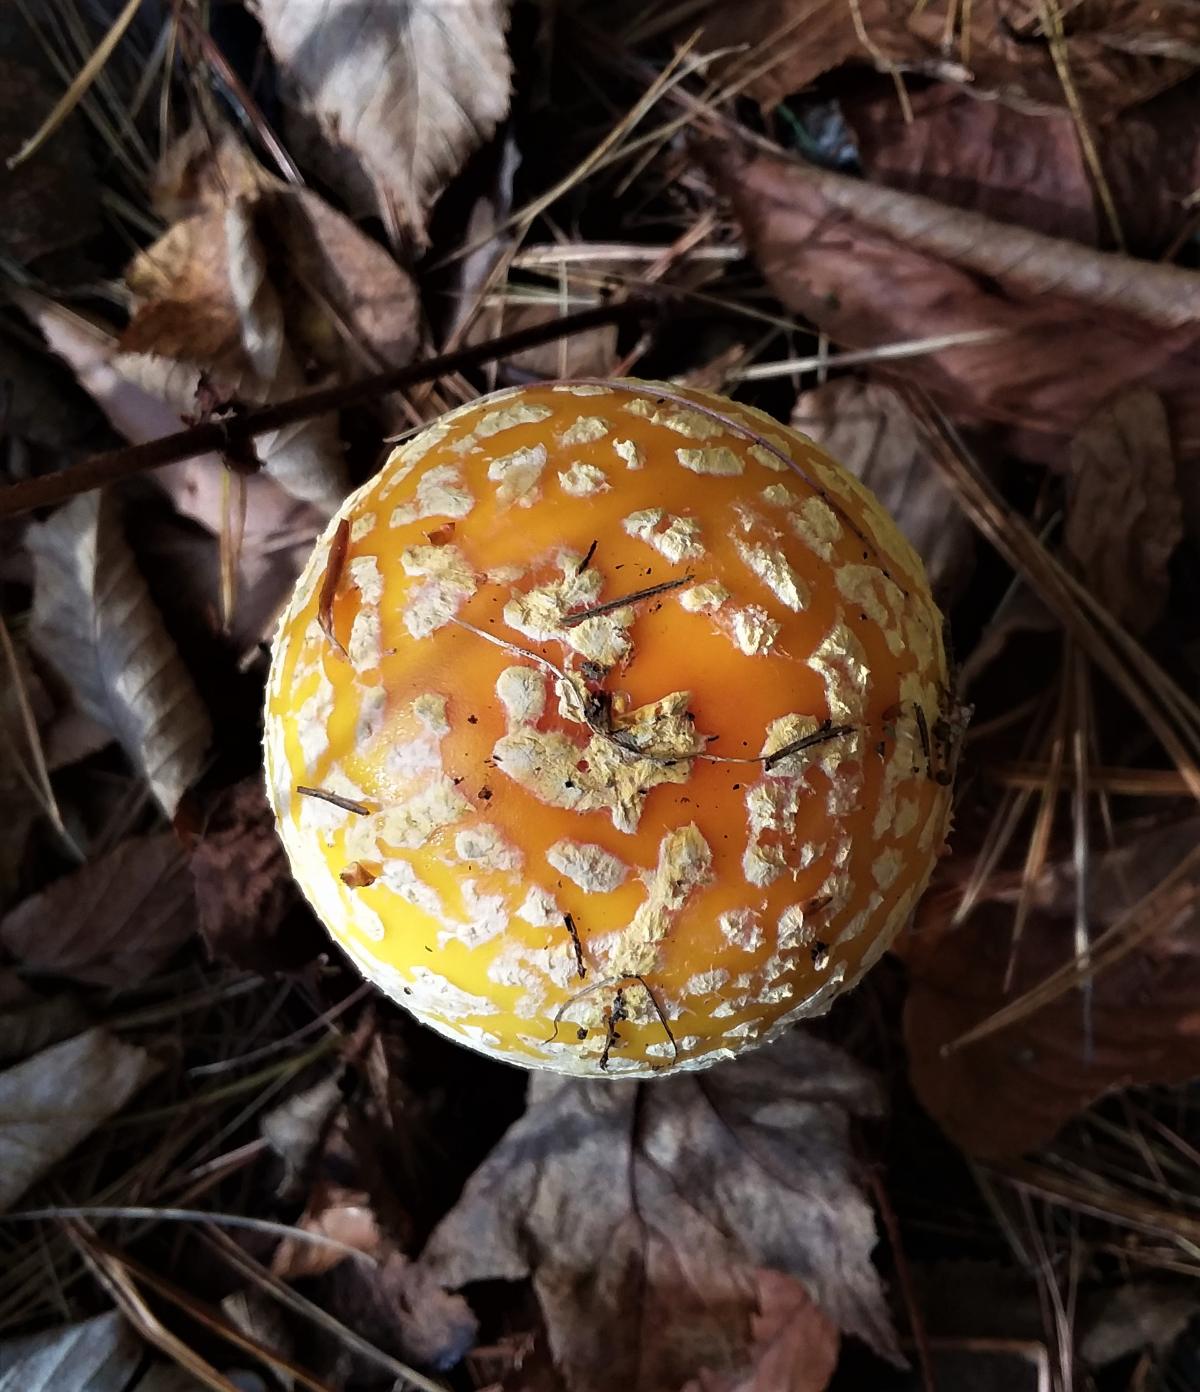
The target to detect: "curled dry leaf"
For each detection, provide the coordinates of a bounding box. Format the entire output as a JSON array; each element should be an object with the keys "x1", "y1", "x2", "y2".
[
  {"x1": 1064, "y1": 388, "x2": 1182, "y2": 633},
  {"x1": 698, "y1": 0, "x2": 1200, "y2": 116},
  {"x1": 0, "y1": 834, "x2": 196, "y2": 987},
  {"x1": 792, "y1": 377, "x2": 973, "y2": 600},
  {"x1": 706, "y1": 140, "x2": 1200, "y2": 466},
  {"x1": 905, "y1": 817, "x2": 1200, "y2": 1160},
  {"x1": 843, "y1": 77, "x2": 1200, "y2": 257},
  {"x1": 419, "y1": 1032, "x2": 895, "y2": 1392},
  {"x1": 191, "y1": 778, "x2": 318, "y2": 972},
  {"x1": 255, "y1": 0, "x2": 513, "y2": 245},
  {"x1": 0, "y1": 1026, "x2": 160, "y2": 1211},
  {"x1": 26, "y1": 492, "x2": 211, "y2": 818}
]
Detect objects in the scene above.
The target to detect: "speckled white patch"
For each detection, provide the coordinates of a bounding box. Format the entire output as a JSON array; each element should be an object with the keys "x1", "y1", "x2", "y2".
[
  {"x1": 653, "y1": 408, "x2": 724, "y2": 440},
  {"x1": 348, "y1": 608, "x2": 383, "y2": 671},
  {"x1": 439, "y1": 881, "x2": 510, "y2": 949},
  {"x1": 546, "y1": 840, "x2": 629, "y2": 893},
  {"x1": 838, "y1": 565, "x2": 906, "y2": 655},
  {"x1": 745, "y1": 444, "x2": 787, "y2": 473},
  {"x1": 389, "y1": 464, "x2": 475, "y2": 528},
  {"x1": 622, "y1": 509, "x2": 705, "y2": 563},
  {"x1": 613, "y1": 439, "x2": 643, "y2": 469},
  {"x1": 873, "y1": 848, "x2": 904, "y2": 890},
  {"x1": 454, "y1": 823, "x2": 522, "y2": 872},
  {"x1": 558, "y1": 462, "x2": 610, "y2": 496},
  {"x1": 350, "y1": 513, "x2": 376, "y2": 542},
  {"x1": 348, "y1": 555, "x2": 383, "y2": 606},
  {"x1": 504, "y1": 561, "x2": 632, "y2": 668},
  {"x1": 761, "y1": 484, "x2": 799, "y2": 508},
  {"x1": 778, "y1": 904, "x2": 813, "y2": 950},
  {"x1": 606, "y1": 824, "x2": 713, "y2": 977},
  {"x1": 517, "y1": 884, "x2": 563, "y2": 927},
  {"x1": 297, "y1": 676, "x2": 335, "y2": 768},
  {"x1": 368, "y1": 778, "x2": 471, "y2": 850},
  {"x1": 735, "y1": 541, "x2": 809, "y2": 611},
  {"x1": 718, "y1": 908, "x2": 765, "y2": 952},
  {"x1": 487, "y1": 443, "x2": 548, "y2": 507},
  {"x1": 355, "y1": 684, "x2": 387, "y2": 745},
  {"x1": 296, "y1": 768, "x2": 365, "y2": 838},
  {"x1": 677, "y1": 446, "x2": 743, "y2": 476},
  {"x1": 496, "y1": 666, "x2": 547, "y2": 728},
  {"x1": 555, "y1": 383, "x2": 611, "y2": 396},
  {"x1": 789, "y1": 497, "x2": 843, "y2": 562},
  {"x1": 560, "y1": 416, "x2": 610, "y2": 445},
  {"x1": 405, "y1": 967, "x2": 501, "y2": 1019},
  {"x1": 728, "y1": 606, "x2": 780, "y2": 656},
  {"x1": 476, "y1": 403, "x2": 553, "y2": 437},
  {"x1": 809, "y1": 621, "x2": 871, "y2": 722},
  {"x1": 893, "y1": 797, "x2": 919, "y2": 839},
  {"x1": 679, "y1": 581, "x2": 730, "y2": 614},
  {"x1": 378, "y1": 858, "x2": 446, "y2": 920},
  {"x1": 685, "y1": 968, "x2": 729, "y2": 995},
  {"x1": 401, "y1": 544, "x2": 477, "y2": 638},
  {"x1": 759, "y1": 713, "x2": 824, "y2": 778}
]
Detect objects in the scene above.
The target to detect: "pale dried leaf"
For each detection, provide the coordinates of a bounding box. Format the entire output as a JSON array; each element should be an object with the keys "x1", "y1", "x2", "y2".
[
  {"x1": 0, "y1": 1027, "x2": 160, "y2": 1211},
  {"x1": 1, "y1": 834, "x2": 195, "y2": 986},
  {"x1": 256, "y1": 0, "x2": 514, "y2": 244},
  {"x1": 420, "y1": 1032, "x2": 893, "y2": 1392},
  {"x1": 707, "y1": 141, "x2": 1200, "y2": 465},
  {"x1": 271, "y1": 1185, "x2": 383, "y2": 1279},
  {"x1": 26, "y1": 492, "x2": 211, "y2": 817},
  {"x1": 0, "y1": 1311, "x2": 140, "y2": 1392},
  {"x1": 682, "y1": 1271, "x2": 840, "y2": 1392},
  {"x1": 262, "y1": 1073, "x2": 345, "y2": 1196},
  {"x1": 1065, "y1": 388, "x2": 1182, "y2": 633},
  {"x1": 792, "y1": 377, "x2": 973, "y2": 599}
]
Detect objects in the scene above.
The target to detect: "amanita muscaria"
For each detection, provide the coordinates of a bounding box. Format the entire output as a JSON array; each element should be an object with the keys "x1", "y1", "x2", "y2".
[{"x1": 264, "y1": 380, "x2": 958, "y2": 1076}]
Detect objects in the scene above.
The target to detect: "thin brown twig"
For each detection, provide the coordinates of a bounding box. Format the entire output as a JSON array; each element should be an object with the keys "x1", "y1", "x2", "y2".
[
  {"x1": 296, "y1": 786, "x2": 371, "y2": 816},
  {"x1": 561, "y1": 573, "x2": 694, "y2": 625},
  {"x1": 0, "y1": 300, "x2": 655, "y2": 518}
]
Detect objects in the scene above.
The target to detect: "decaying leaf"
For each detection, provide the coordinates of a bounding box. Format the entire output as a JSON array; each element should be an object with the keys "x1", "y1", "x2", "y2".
[
  {"x1": 0, "y1": 834, "x2": 195, "y2": 987},
  {"x1": 1064, "y1": 388, "x2": 1182, "y2": 633},
  {"x1": 681, "y1": 1271, "x2": 840, "y2": 1392},
  {"x1": 420, "y1": 1032, "x2": 894, "y2": 1391},
  {"x1": 0, "y1": 1311, "x2": 140, "y2": 1392},
  {"x1": 191, "y1": 778, "x2": 317, "y2": 972},
  {"x1": 0, "y1": 1027, "x2": 160, "y2": 1211},
  {"x1": 0, "y1": 974, "x2": 89, "y2": 1064},
  {"x1": 792, "y1": 377, "x2": 973, "y2": 599},
  {"x1": 707, "y1": 140, "x2": 1200, "y2": 467},
  {"x1": 26, "y1": 492, "x2": 212, "y2": 817},
  {"x1": 905, "y1": 818, "x2": 1200, "y2": 1160},
  {"x1": 255, "y1": 0, "x2": 514, "y2": 244},
  {"x1": 698, "y1": 0, "x2": 1200, "y2": 116},
  {"x1": 843, "y1": 77, "x2": 1200, "y2": 257}
]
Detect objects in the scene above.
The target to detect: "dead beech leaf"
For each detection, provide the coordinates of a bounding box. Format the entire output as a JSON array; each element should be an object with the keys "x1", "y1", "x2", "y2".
[
  {"x1": 682, "y1": 1271, "x2": 840, "y2": 1392},
  {"x1": 792, "y1": 377, "x2": 973, "y2": 600},
  {"x1": 843, "y1": 77, "x2": 1200, "y2": 257},
  {"x1": 191, "y1": 779, "x2": 318, "y2": 972},
  {"x1": 26, "y1": 492, "x2": 211, "y2": 818},
  {"x1": 905, "y1": 818, "x2": 1200, "y2": 1160},
  {"x1": 0, "y1": 834, "x2": 195, "y2": 987},
  {"x1": 256, "y1": 0, "x2": 513, "y2": 245},
  {"x1": 1065, "y1": 388, "x2": 1182, "y2": 633},
  {"x1": 0, "y1": 1027, "x2": 160, "y2": 1211},
  {"x1": 420, "y1": 1032, "x2": 895, "y2": 1391},
  {"x1": 0, "y1": 1311, "x2": 140, "y2": 1392},
  {"x1": 698, "y1": 0, "x2": 1200, "y2": 116},
  {"x1": 706, "y1": 141, "x2": 1200, "y2": 466}
]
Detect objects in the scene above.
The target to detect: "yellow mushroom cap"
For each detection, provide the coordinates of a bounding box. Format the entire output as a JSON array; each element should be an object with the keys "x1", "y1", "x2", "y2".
[{"x1": 264, "y1": 380, "x2": 955, "y2": 1077}]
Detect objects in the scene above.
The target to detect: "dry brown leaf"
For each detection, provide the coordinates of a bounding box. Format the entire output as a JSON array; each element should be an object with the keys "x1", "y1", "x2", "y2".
[
  {"x1": 706, "y1": 140, "x2": 1200, "y2": 466},
  {"x1": 0, "y1": 834, "x2": 195, "y2": 987},
  {"x1": 905, "y1": 817, "x2": 1200, "y2": 1160},
  {"x1": 255, "y1": 0, "x2": 513, "y2": 245},
  {"x1": 420, "y1": 1032, "x2": 895, "y2": 1392},
  {"x1": 0, "y1": 1027, "x2": 160, "y2": 1211},
  {"x1": 843, "y1": 77, "x2": 1200, "y2": 257},
  {"x1": 792, "y1": 377, "x2": 974, "y2": 600},
  {"x1": 26, "y1": 492, "x2": 211, "y2": 818},
  {"x1": 191, "y1": 778, "x2": 318, "y2": 972},
  {"x1": 699, "y1": 0, "x2": 1200, "y2": 115},
  {"x1": 1064, "y1": 388, "x2": 1182, "y2": 633},
  {"x1": 681, "y1": 1271, "x2": 840, "y2": 1392}
]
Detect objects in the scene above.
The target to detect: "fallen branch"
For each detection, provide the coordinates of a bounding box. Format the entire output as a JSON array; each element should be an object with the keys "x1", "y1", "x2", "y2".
[{"x1": 0, "y1": 299, "x2": 655, "y2": 518}]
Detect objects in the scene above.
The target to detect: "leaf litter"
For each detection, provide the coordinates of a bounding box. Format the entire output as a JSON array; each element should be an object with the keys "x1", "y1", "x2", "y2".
[{"x1": 3, "y1": 0, "x2": 1200, "y2": 1386}]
